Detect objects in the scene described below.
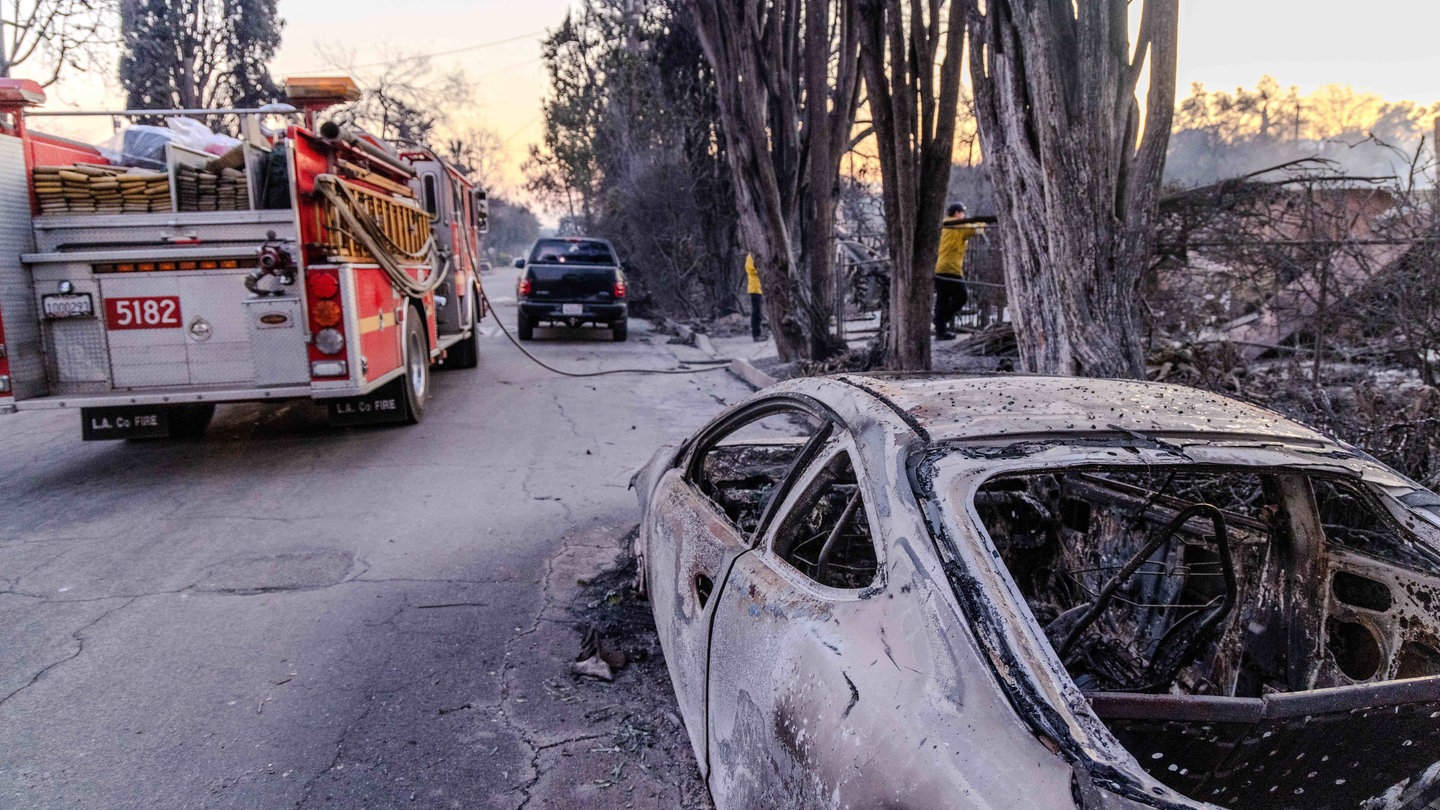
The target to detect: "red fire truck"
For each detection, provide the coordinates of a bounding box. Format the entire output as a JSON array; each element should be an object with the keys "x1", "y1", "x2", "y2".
[{"x1": 0, "y1": 77, "x2": 487, "y2": 438}]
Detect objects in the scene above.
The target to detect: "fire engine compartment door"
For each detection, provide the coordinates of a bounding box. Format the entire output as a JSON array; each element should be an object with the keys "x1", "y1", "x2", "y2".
[
  {"x1": 100, "y1": 272, "x2": 255, "y2": 388},
  {"x1": 242, "y1": 296, "x2": 308, "y2": 386},
  {"x1": 0, "y1": 134, "x2": 46, "y2": 400}
]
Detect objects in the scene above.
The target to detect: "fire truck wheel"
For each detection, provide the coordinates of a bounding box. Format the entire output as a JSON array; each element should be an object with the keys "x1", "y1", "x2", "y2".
[
  {"x1": 169, "y1": 403, "x2": 216, "y2": 438},
  {"x1": 517, "y1": 313, "x2": 535, "y2": 342},
  {"x1": 401, "y1": 312, "x2": 430, "y2": 424},
  {"x1": 443, "y1": 297, "x2": 481, "y2": 370}
]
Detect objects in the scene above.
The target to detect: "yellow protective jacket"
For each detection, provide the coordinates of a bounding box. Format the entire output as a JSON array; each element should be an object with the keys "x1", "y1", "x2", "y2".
[
  {"x1": 935, "y1": 216, "x2": 984, "y2": 277},
  {"x1": 745, "y1": 253, "x2": 762, "y2": 294}
]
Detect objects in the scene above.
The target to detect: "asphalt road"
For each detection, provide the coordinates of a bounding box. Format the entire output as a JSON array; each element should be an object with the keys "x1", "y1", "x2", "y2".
[{"x1": 0, "y1": 269, "x2": 747, "y2": 809}]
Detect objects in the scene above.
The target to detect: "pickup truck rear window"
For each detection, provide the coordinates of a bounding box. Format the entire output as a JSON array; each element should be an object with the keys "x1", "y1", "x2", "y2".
[{"x1": 529, "y1": 239, "x2": 616, "y2": 265}]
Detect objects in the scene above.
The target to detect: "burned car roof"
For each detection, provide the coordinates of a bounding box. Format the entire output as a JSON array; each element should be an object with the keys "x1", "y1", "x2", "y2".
[{"x1": 834, "y1": 373, "x2": 1337, "y2": 447}]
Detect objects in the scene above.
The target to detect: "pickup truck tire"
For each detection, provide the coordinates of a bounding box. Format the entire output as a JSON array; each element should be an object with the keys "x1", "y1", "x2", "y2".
[
  {"x1": 401, "y1": 311, "x2": 430, "y2": 424},
  {"x1": 169, "y1": 403, "x2": 215, "y2": 438},
  {"x1": 442, "y1": 296, "x2": 480, "y2": 370},
  {"x1": 517, "y1": 312, "x2": 535, "y2": 341},
  {"x1": 611, "y1": 319, "x2": 628, "y2": 342}
]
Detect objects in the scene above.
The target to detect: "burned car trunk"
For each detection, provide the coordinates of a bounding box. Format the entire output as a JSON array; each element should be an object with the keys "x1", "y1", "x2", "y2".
[{"x1": 973, "y1": 465, "x2": 1440, "y2": 808}]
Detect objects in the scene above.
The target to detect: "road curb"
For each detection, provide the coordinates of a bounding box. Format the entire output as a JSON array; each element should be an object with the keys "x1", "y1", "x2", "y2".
[
  {"x1": 664, "y1": 317, "x2": 774, "y2": 390},
  {"x1": 727, "y1": 358, "x2": 777, "y2": 390}
]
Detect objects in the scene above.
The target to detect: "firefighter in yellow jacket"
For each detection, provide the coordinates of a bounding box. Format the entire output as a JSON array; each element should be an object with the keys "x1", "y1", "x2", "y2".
[
  {"x1": 745, "y1": 253, "x2": 764, "y2": 341},
  {"x1": 934, "y1": 201, "x2": 984, "y2": 340}
]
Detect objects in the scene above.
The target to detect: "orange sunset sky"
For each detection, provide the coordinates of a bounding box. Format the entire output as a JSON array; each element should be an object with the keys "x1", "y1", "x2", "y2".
[{"x1": 35, "y1": 0, "x2": 1440, "y2": 199}]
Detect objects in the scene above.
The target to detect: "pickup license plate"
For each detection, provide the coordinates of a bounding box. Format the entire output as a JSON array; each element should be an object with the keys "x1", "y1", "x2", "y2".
[
  {"x1": 105, "y1": 296, "x2": 183, "y2": 330},
  {"x1": 561, "y1": 303, "x2": 584, "y2": 316},
  {"x1": 41, "y1": 293, "x2": 94, "y2": 320}
]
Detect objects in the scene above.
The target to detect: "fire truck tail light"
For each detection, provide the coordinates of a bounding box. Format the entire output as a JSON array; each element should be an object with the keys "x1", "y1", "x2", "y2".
[
  {"x1": 312, "y1": 300, "x2": 342, "y2": 328},
  {"x1": 315, "y1": 328, "x2": 345, "y2": 355},
  {"x1": 307, "y1": 272, "x2": 340, "y2": 299},
  {"x1": 614, "y1": 277, "x2": 626, "y2": 298},
  {"x1": 310, "y1": 360, "x2": 347, "y2": 377}
]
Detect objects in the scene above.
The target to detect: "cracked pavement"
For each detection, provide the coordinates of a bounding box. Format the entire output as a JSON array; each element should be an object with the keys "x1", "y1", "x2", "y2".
[{"x1": 0, "y1": 271, "x2": 749, "y2": 809}]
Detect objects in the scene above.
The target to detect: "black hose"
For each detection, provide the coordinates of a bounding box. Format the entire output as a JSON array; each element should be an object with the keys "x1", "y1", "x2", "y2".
[{"x1": 479, "y1": 289, "x2": 732, "y2": 378}]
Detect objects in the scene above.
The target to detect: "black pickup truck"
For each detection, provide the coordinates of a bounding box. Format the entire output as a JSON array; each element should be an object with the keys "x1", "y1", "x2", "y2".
[{"x1": 513, "y1": 237, "x2": 629, "y2": 341}]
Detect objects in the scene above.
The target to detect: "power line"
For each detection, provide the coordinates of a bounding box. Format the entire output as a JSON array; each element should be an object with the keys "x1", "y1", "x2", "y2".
[
  {"x1": 288, "y1": 30, "x2": 546, "y2": 76},
  {"x1": 502, "y1": 113, "x2": 544, "y2": 145},
  {"x1": 474, "y1": 56, "x2": 544, "y2": 80}
]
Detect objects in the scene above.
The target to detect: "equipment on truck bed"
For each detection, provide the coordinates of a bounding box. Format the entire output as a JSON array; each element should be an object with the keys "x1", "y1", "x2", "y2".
[{"x1": 0, "y1": 77, "x2": 490, "y2": 438}]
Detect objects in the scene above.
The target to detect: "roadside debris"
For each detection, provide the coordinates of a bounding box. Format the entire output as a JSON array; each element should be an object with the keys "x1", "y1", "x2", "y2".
[
  {"x1": 563, "y1": 532, "x2": 713, "y2": 808},
  {"x1": 572, "y1": 624, "x2": 628, "y2": 681}
]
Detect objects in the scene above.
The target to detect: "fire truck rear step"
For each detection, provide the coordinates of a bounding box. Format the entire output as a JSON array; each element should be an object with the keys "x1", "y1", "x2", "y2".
[{"x1": 14, "y1": 383, "x2": 312, "y2": 410}]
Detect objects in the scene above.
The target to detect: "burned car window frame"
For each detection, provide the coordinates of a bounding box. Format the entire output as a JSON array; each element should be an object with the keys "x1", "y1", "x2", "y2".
[
  {"x1": 1309, "y1": 473, "x2": 1440, "y2": 569},
  {"x1": 763, "y1": 437, "x2": 885, "y2": 595},
  {"x1": 920, "y1": 439, "x2": 1440, "y2": 809},
  {"x1": 679, "y1": 393, "x2": 839, "y2": 545}
]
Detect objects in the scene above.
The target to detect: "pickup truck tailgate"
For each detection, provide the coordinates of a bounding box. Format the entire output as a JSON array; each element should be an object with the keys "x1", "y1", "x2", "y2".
[{"x1": 527, "y1": 264, "x2": 616, "y2": 301}]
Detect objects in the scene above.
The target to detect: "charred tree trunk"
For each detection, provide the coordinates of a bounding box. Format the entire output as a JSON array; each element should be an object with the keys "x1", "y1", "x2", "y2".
[
  {"x1": 966, "y1": 0, "x2": 1177, "y2": 378},
  {"x1": 685, "y1": 0, "x2": 860, "y2": 362},
  {"x1": 859, "y1": 0, "x2": 968, "y2": 371},
  {"x1": 803, "y1": 0, "x2": 861, "y2": 360}
]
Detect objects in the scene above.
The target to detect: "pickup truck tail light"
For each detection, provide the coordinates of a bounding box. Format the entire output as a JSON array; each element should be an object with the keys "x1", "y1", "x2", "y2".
[
  {"x1": 518, "y1": 276, "x2": 532, "y2": 296},
  {"x1": 614, "y1": 276, "x2": 626, "y2": 298}
]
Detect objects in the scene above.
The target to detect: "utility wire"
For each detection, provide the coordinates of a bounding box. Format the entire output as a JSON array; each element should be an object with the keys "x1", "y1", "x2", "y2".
[
  {"x1": 289, "y1": 31, "x2": 546, "y2": 76},
  {"x1": 474, "y1": 56, "x2": 544, "y2": 79},
  {"x1": 479, "y1": 291, "x2": 732, "y2": 378},
  {"x1": 501, "y1": 113, "x2": 544, "y2": 145}
]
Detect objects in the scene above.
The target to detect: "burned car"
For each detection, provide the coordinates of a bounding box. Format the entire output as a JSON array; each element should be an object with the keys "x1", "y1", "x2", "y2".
[{"x1": 632, "y1": 374, "x2": 1440, "y2": 809}]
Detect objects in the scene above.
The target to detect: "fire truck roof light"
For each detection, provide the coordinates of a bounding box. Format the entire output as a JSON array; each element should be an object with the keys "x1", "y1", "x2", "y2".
[
  {"x1": 284, "y1": 77, "x2": 361, "y2": 103},
  {"x1": 0, "y1": 79, "x2": 45, "y2": 106}
]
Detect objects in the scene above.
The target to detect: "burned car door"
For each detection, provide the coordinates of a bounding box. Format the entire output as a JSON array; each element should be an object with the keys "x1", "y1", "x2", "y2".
[
  {"x1": 643, "y1": 398, "x2": 830, "y2": 772},
  {"x1": 704, "y1": 437, "x2": 1076, "y2": 808}
]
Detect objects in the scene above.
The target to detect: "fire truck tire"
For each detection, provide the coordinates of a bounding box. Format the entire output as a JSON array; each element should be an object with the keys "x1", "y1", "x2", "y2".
[
  {"x1": 517, "y1": 313, "x2": 535, "y2": 342},
  {"x1": 169, "y1": 403, "x2": 216, "y2": 438},
  {"x1": 401, "y1": 311, "x2": 430, "y2": 424},
  {"x1": 443, "y1": 297, "x2": 481, "y2": 370}
]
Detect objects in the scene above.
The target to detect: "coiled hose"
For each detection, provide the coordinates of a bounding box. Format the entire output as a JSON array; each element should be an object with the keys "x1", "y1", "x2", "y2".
[{"x1": 314, "y1": 174, "x2": 446, "y2": 297}]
